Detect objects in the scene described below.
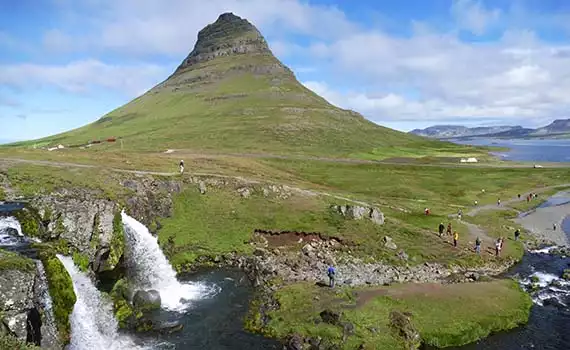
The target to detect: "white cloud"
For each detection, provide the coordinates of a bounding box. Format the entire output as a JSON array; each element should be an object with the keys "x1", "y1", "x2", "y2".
[
  {"x1": 0, "y1": 60, "x2": 169, "y2": 96},
  {"x1": 49, "y1": 0, "x2": 358, "y2": 56},
  {"x1": 451, "y1": 0, "x2": 501, "y2": 35}
]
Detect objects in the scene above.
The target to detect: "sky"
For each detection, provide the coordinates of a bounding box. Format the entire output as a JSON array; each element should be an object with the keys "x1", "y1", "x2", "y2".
[{"x1": 1, "y1": 0, "x2": 570, "y2": 142}]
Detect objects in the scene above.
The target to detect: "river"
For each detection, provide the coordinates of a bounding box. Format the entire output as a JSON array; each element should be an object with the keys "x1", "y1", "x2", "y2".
[{"x1": 451, "y1": 138, "x2": 570, "y2": 163}]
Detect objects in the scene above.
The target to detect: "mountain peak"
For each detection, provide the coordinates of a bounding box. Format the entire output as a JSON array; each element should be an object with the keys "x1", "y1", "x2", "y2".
[{"x1": 174, "y1": 12, "x2": 270, "y2": 73}]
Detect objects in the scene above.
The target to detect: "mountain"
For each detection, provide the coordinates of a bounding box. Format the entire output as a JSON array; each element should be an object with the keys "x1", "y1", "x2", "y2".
[
  {"x1": 410, "y1": 125, "x2": 519, "y2": 139},
  {"x1": 533, "y1": 119, "x2": 570, "y2": 136},
  {"x1": 411, "y1": 119, "x2": 570, "y2": 139},
  {"x1": 16, "y1": 12, "x2": 452, "y2": 158}
]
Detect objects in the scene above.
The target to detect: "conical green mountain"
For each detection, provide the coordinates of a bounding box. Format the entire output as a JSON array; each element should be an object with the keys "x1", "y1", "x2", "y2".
[{"x1": 31, "y1": 13, "x2": 448, "y2": 158}]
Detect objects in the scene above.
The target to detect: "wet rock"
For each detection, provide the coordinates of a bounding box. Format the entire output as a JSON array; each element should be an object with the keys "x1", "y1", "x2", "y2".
[
  {"x1": 543, "y1": 297, "x2": 566, "y2": 309},
  {"x1": 319, "y1": 309, "x2": 341, "y2": 325},
  {"x1": 562, "y1": 269, "x2": 570, "y2": 281},
  {"x1": 284, "y1": 333, "x2": 304, "y2": 350},
  {"x1": 92, "y1": 247, "x2": 111, "y2": 273},
  {"x1": 0, "y1": 267, "x2": 37, "y2": 342},
  {"x1": 133, "y1": 290, "x2": 161, "y2": 311}
]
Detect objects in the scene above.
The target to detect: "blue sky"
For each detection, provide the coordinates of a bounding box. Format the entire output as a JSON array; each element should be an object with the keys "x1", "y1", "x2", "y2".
[{"x1": 1, "y1": 0, "x2": 570, "y2": 142}]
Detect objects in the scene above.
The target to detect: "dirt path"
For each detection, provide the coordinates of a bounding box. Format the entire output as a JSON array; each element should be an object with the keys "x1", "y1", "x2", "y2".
[{"x1": 466, "y1": 184, "x2": 570, "y2": 216}]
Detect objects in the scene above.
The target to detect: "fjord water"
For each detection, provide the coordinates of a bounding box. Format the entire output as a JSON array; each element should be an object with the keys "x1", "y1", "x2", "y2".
[
  {"x1": 453, "y1": 138, "x2": 570, "y2": 162},
  {"x1": 57, "y1": 255, "x2": 143, "y2": 350}
]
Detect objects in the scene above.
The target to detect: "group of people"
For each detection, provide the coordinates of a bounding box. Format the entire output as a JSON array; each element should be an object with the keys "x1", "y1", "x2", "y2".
[{"x1": 438, "y1": 222, "x2": 460, "y2": 247}]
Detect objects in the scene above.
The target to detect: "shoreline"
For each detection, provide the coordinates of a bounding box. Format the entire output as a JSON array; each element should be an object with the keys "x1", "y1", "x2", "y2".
[{"x1": 515, "y1": 201, "x2": 570, "y2": 247}]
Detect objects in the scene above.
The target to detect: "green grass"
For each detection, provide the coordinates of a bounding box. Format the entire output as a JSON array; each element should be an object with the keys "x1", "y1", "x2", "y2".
[
  {"x1": 3, "y1": 43, "x2": 480, "y2": 162},
  {"x1": 464, "y1": 210, "x2": 525, "y2": 260},
  {"x1": 42, "y1": 256, "x2": 76, "y2": 344},
  {"x1": 264, "y1": 279, "x2": 531, "y2": 349},
  {"x1": 0, "y1": 334, "x2": 39, "y2": 350},
  {"x1": 0, "y1": 249, "x2": 35, "y2": 272}
]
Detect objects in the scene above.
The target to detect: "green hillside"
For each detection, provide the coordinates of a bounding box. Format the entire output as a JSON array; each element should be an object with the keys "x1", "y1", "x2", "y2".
[{"x1": 12, "y1": 13, "x2": 480, "y2": 160}]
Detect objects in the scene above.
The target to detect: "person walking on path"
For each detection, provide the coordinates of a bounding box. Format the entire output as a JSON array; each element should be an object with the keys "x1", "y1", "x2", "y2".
[
  {"x1": 438, "y1": 223, "x2": 445, "y2": 237},
  {"x1": 179, "y1": 160, "x2": 185, "y2": 174},
  {"x1": 453, "y1": 231, "x2": 459, "y2": 248},
  {"x1": 458, "y1": 209, "x2": 463, "y2": 221},
  {"x1": 475, "y1": 237, "x2": 481, "y2": 254},
  {"x1": 518, "y1": 194, "x2": 521, "y2": 200},
  {"x1": 327, "y1": 265, "x2": 336, "y2": 288},
  {"x1": 514, "y1": 229, "x2": 521, "y2": 241},
  {"x1": 474, "y1": 200, "x2": 478, "y2": 206},
  {"x1": 446, "y1": 223, "x2": 453, "y2": 236},
  {"x1": 497, "y1": 198, "x2": 501, "y2": 206},
  {"x1": 553, "y1": 223, "x2": 557, "y2": 231},
  {"x1": 495, "y1": 238, "x2": 502, "y2": 257}
]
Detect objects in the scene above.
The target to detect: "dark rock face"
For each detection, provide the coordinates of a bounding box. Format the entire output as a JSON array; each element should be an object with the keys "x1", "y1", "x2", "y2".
[
  {"x1": 133, "y1": 290, "x2": 161, "y2": 311},
  {"x1": 320, "y1": 309, "x2": 341, "y2": 325},
  {"x1": 176, "y1": 13, "x2": 271, "y2": 72},
  {"x1": 284, "y1": 333, "x2": 304, "y2": 350}
]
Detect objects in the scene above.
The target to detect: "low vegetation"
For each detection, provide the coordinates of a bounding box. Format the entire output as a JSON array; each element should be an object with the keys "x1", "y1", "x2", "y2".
[
  {"x1": 0, "y1": 249, "x2": 35, "y2": 272},
  {"x1": 265, "y1": 279, "x2": 531, "y2": 349},
  {"x1": 41, "y1": 256, "x2": 76, "y2": 344},
  {"x1": 0, "y1": 333, "x2": 39, "y2": 350}
]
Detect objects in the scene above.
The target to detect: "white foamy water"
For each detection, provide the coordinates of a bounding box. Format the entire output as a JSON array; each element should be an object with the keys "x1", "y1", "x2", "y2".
[
  {"x1": 121, "y1": 211, "x2": 217, "y2": 311},
  {"x1": 529, "y1": 246, "x2": 557, "y2": 254},
  {"x1": 0, "y1": 216, "x2": 24, "y2": 246},
  {"x1": 57, "y1": 255, "x2": 142, "y2": 350}
]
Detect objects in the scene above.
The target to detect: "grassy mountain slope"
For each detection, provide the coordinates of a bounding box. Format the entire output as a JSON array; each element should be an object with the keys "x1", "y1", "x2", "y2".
[{"x1": 12, "y1": 13, "x2": 479, "y2": 160}]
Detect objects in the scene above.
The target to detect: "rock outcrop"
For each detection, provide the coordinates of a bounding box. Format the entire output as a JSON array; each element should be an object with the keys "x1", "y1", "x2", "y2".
[
  {"x1": 334, "y1": 205, "x2": 385, "y2": 225},
  {"x1": 0, "y1": 253, "x2": 60, "y2": 348}
]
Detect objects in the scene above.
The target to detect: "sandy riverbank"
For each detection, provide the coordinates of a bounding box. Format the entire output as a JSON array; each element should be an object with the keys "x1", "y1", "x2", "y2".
[{"x1": 515, "y1": 199, "x2": 570, "y2": 246}]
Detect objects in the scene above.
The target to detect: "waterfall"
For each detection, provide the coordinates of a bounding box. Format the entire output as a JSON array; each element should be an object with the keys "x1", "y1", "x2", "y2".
[
  {"x1": 57, "y1": 255, "x2": 141, "y2": 350},
  {"x1": 121, "y1": 211, "x2": 214, "y2": 311},
  {"x1": 0, "y1": 216, "x2": 24, "y2": 245}
]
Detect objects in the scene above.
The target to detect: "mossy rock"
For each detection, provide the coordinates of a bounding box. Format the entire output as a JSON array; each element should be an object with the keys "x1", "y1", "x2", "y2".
[
  {"x1": 0, "y1": 249, "x2": 35, "y2": 272},
  {"x1": 72, "y1": 251, "x2": 90, "y2": 272},
  {"x1": 13, "y1": 207, "x2": 42, "y2": 238},
  {"x1": 110, "y1": 278, "x2": 135, "y2": 329},
  {"x1": 42, "y1": 256, "x2": 76, "y2": 344},
  {"x1": 0, "y1": 333, "x2": 40, "y2": 350},
  {"x1": 530, "y1": 276, "x2": 540, "y2": 283},
  {"x1": 563, "y1": 269, "x2": 570, "y2": 281},
  {"x1": 107, "y1": 211, "x2": 125, "y2": 270}
]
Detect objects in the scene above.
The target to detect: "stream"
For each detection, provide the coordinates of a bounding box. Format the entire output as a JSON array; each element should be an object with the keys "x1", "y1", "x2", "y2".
[{"x1": 2, "y1": 197, "x2": 570, "y2": 349}]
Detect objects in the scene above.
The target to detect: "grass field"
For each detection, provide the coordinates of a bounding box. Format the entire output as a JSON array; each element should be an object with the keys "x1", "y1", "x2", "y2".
[{"x1": 264, "y1": 279, "x2": 531, "y2": 349}]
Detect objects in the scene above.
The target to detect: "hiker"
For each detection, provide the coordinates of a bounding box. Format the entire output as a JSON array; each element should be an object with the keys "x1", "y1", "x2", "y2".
[
  {"x1": 527, "y1": 195, "x2": 530, "y2": 203},
  {"x1": 424, "y1": 208, "x2": 430, "y2": 216},
  {"x1": 497, "y1": 198, "x2": 501, "y2": 206},
  {"x1": 438, "y1": 223, "x2": 445, "y2": 237},
  {"x1": 474, "y1": 200, "x2": 478, "y2": 206},
  {"x1": 495, "y1": 238, "x2": 502, "y2": 256},
  {"x1": 458, "y1": 209, "x2": 463, "y2": 221},
  {"x1": 475, "y1": 237, "x2": 481, "y2": 254},
  {"x1": 553, "y1": 223, "x2": 557, "y2": 231},
  {"x1": 179, "y1": 160, "x2": 185, "y2": 174},
  {"x1": 453, "y1": 231, "x2": 459, "y2": 247},
  {"x1": 446, "y1": 223, "x2": 453, "y2": 236},
  {"x1": 514, "y1": 229, "x2": 521, "y2": 241},
  {"x1": 327, "y1": 265, "x2": 336, "y2": 288},
  {"x1": 518, "y1": 194, "x2": 521, "y2": 200}
]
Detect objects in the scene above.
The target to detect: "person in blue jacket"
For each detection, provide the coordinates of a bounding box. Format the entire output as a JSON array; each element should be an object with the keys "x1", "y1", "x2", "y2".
[{"x1": 327, "y1": 265, "x2": 336, "y2": 288}]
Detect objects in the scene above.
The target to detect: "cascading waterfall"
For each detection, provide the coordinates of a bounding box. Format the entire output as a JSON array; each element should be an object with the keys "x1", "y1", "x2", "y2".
[
  {"x1": 57, "y1": 255, "x2": 142, "y2": 350},
  {"x1": 0, "y1": 216, "x2": 24, "y2": 245},
  {"x1": 121, "y1": 211, "x2": 215, "y2": 311}
]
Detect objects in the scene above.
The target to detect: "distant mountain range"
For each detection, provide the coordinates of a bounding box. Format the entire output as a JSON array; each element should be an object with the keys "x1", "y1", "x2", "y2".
[{"x1": 410, "y1": 119, "x2": 570, "y2": 139}]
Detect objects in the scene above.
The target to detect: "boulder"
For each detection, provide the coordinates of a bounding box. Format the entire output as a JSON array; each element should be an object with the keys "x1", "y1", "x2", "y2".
[
  {"x1": 384, "y1": 236, "x2": 398, "y2": 250},
  {"x1": 285, "y1": 333, "x2": 304, "y2": 350},
  {"x1": 319, "y1": 309, "x2": 341, "y2": 325},
  {"x1": 350, "y1": 206, "x2": 368, "y2": 220},
  {"x1": 369, "y1": 208, "x2": 385, "y2": 225},
  {"x1": 563, "y1": 269, "x2": 570, "y2": 281},
  {"x1": 237, "y1": 187, "x2": 251, "y2": 198},
  {"x1": 199, "y1": 181, "x2": 207, "y2": 194},
  {"x1": 302, "y1": 244, "x2": 315, "y2": 256},
  {"x1": 0, "y1": 267, "x2": 38, "y2": 342},
  {"x1": 389, "y1": 311, "x2": 421, "y2": 348},
  {"x1": 133, "y1": 290, "x2": 161, "y2": 311}
]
